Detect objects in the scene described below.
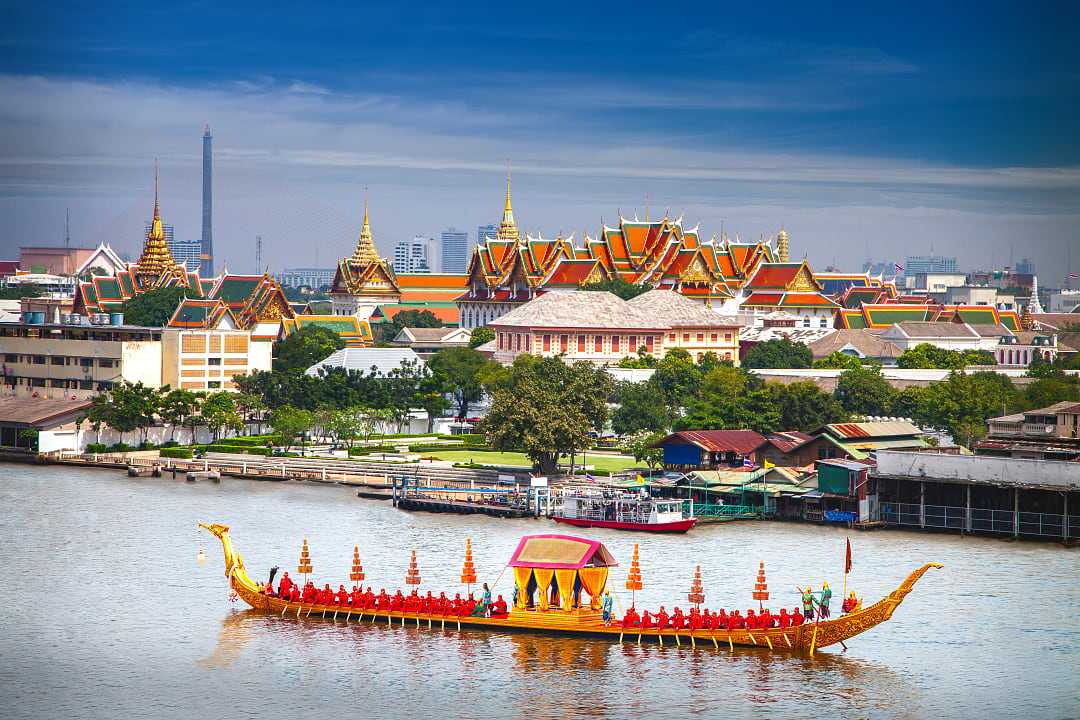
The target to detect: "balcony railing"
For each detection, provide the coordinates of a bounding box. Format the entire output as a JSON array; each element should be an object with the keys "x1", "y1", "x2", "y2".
[{"x1": 880, "y1": 502, "x2": 1076, "y2": 539}]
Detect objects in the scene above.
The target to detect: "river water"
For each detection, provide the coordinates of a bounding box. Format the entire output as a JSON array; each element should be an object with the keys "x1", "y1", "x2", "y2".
[{"x1": 0, "y1": 463, "x2": 1077, "y2": 720}]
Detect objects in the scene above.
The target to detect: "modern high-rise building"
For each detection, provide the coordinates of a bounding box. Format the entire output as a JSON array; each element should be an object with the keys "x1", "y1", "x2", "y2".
[
  {"x1": 278, "y1": 267, "x2": 335, "y2": 289},
  {"x1": 201, "y1": 124, "x2": 214, "y2": 276},
  {"x1": 440, "y1": 227, "x2": 468, "y2": 274},
  {"x1": 1015, "y1": 257, "x2": 1035, "y2": 275},
  {"x1": 477, "y1": 224, "x2": 497, "y2": 245},
  {"x1": 903, "y1": 255, "x2": 958, "y2": 275},
  {"x1": 393, "y1": 236, "x2": 431, "y2": 273},
  {"x1": 168, "y1": 239, "x2": 203, "y2": 271}
]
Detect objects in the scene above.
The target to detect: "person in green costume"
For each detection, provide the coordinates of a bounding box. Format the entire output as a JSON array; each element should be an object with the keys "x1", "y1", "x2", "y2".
[
  {"x1": 801, "y1": 586, "x2": 817, "y2": 620},
  {"x1": 816, "y1": 581, "x2": 832, "y2": 619}
]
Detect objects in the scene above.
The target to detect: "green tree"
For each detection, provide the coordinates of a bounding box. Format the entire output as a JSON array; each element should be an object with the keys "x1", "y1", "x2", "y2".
[
  {"x1": 650, "y1": 348, "x2": 701, "y2": 417},
  {"x1": 812, "y1": 352, "x2": 864, "y2": 370},
  {"x1": 612, "y1": 381, "x2": 670, "y2": 435},
  {"x1": 623, "y1": 430, "x2": 665, "y2": 470},
  {"x1": 273, "y1": 325, "x2": 345, "y2": 372},
  {"x1": 890, "y1": 386, "x2": 927, "y2": 419},
  {"x1": 109, "y1": 381, "x2": 160, "y2": 444},
  {"x1": 233, "y1": 392, "x2": 266, "y2": 433},
  {"x1": 897, "y1": 343, "x2": 996, "y2": 370},
  {"x1": 468, "y1": 326, "x2": 495, "y2": 349},
  {"x1": 741, "y1": 338, "x2": 812, "y2": 369},
  {"x1": 769, "y1": 381, "x2": 847, "y2": 431},
  {"x1": 0, "y1": 284, "x2": 44, "y2": 300},
  {"x1": 269, "y1": 405, "x2": 315, "y2": 453},
  {"x1": 201, "y1": 392, "x2": 242, "y2": 441},
  {"x1": 580, "y1": 277, "x2": 651, "y2": 300},
  {"x1": 160, "y1": 388, "x2": 200, "y2": 442},
  {"x1": 677, "y1": 366, "x2": 781, "y2": 433},
  {"x1": 913, "y1": 372, "x2": 1018, "y2": 446},
  {"x1": 428, "y1": 347, "x2": 498, "y2": 420},
  {"x1": 834, "y1": 365, "x2": 897, "y2": 417},
  {"x1": 374, "y1": 309, "x2": 443, "y2": 344},
  {"x1": 616, "y1": 346, "x2": 659, "y2": 368},
  {"x1": 480, "y1": 356, "x2": 613, "y2": 475},
  {"x1": 121, "y1": 287, "x2": 187, "y2": 327}
]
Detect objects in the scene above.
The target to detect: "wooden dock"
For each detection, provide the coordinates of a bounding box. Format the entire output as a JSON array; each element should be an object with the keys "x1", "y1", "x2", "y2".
[{"x1": 396, "y1": 495, "x2": 531, "y2": 519}]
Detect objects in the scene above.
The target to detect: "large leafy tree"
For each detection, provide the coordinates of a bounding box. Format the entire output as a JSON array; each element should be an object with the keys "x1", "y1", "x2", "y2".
[
  {"x1": 812, "y1": 352, "x2": 864, "y2": 370},
  {"x1": 650, "y1": 348, "x2": 703, "y2": 417},
  {"x1": 580, "y1": 277, "x2": 651, "y2": 300},
  {"x1": 897, "y1": 343, "x2": 995, "y2": 369},
  {"x1": 834, "y1": 365, "x2": 898, "y2": 417},
  {"x1": 122, "y1": 287, "x2": 187, "y2": 327},
  {"x1": 428, "y1": 347, "x2": 499, "y2": 420},
  {"x1": 480, "y1": 355, "x2": 613, "y2": 475},
  {"x1": 676, "y1": 365, "x2": 781, "y2": 433},
  {"x1": 109, "y1": 381, "x2": 161, "y2": 444},
  {"x1": 623, "y1": 430, "x2": 665, "y2": 470},
  {"x1": 200, "y1": 391, "x2": 242, "y2": 441},
  {"x1": 612, "y1": 381, "x2": 670, "y2": 435},
  {"x1": 269, "y1": 405, "x2": 315, "y2": 453},
  {"x1": 273, "y1": 325, "x2": 344, "y2": 373},
  {"x1": 468, "y1": 326, "x2": 495, "y2": 349},
  {"x1": 160, "y1": 388, "x2": 201, "y2": 442},
  {"x1": 741, "y1": 338, "x2": 813, "y2": 369},
  {"x1": 769, "y1": 381, "x2": 847, "y2": 431},
  {"x1": 374, "y1": 309, "x2": 443, "y2": 344},
  {"x1": 0, "y1": 283, "x2": 43, "y2": 300},
  {"x1": 912, "y1": 371, "x2": 1018, "y2": 446}
]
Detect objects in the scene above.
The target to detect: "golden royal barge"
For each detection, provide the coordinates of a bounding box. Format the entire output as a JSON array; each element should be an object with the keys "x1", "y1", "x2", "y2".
[{"x1": 199, "y1": 522, "x2": 940, "y2": 656}]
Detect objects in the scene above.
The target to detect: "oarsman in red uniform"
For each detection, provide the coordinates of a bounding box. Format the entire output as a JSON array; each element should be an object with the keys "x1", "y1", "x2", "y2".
[
  {"x1": 391, "y1": 590, "x2": 405, "y2": 611},
  {"x1": 364, "y1": 588, "x2": 375, "y2": 609},
  {"x1": 437, "y1": 592, "x2": 449, "y2": 614},
  {"x1": 778, "y1": 608, "x2": 790, "y2": 628},
  {"x1": 640, "y1": 611, "x2": 655, "y2": 629},
  {"x1": 288, "y1": 584, "x2": 301, "y2": 603},
  {"x1": 377, "y1": 589, "x2": 390, "y2": 611},
  {"x1": 335, "y1": 585, "x2": 349, "y2": 606},
  {"x1": 716, "y1": 609, "x2": 727, "y2": 629},
  {"x1": 791, "y1": 608, "x2": 804, "y2": 626},
  {"x1": 621, "y1": 607, "x2": 639, "y2": 628},
  {"x1": 671, "y1": 607, "x2": 686, "y2": 630},
  {"x1": 277, "y1": 572, "x2": 294, "y2": 598},
  {"x1": 746, "y1": 609, "x2": 757, "y2": 629},
  {"x1": 760, "y1": 608, "x2": 773, "y2": 628},
  {"x1": 733, "y1": 610, "x2": 746, "y2": 629},
  {"x1": 302, "y1": 583, "x2": 316, "y2": 604},
  {"x1": 492, "y1": 595, "x2": 508, "y2": 617},
  {"x1": 688, "y1": 610, "x2": 703, "y2": 631},
  {"x1": 350, "y1": 586, "x2": 363, "y2": 607},
  {"x1": 655, "y1": 607, "x2": 669, "y2": 630},
  {"x1": 316, "y1": 584, "x2": 332, "y2": 605}
]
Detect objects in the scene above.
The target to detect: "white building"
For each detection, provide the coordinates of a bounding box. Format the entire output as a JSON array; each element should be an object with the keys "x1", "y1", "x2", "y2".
[
  {"x1": 488, "y1": 289, "x2": 741, "y2": 366},
  {"x1": 880, "y1": 321, "x2": 987, "y2": 352},
  {"x1": 393, "y1": 237, "x2": 432, "y2": 274},
  {"x1": 1, "y1": 273, "x2": 77, "y2": 297},
  {"x1": 279, "y1": 267, "x2": 335, "y2": 289},
  {"x1": 167, "y1": 239, "x2": 203, "y2": 272}
]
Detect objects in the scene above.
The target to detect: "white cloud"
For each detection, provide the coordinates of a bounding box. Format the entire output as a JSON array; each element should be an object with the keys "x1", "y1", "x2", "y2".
[{"x1": 0, "y1": 74, "x2": 1076, "y2": 280}]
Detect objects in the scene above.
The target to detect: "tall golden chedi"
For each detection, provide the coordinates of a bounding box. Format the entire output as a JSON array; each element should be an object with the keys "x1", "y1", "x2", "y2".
[
  {"x1": 135, "y1": 165, "x2": 186, "y2": 283},
  {"x1": 350, "y1": 193, "x2": 381, "y2": 266},
  {"x1": 496, "y1": 166, "x2": 520, "y2": 243}
]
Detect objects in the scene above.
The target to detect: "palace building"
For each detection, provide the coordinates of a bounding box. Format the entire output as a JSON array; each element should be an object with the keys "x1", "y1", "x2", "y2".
[{"x1": 455, "y1": 174, "x2": 836, "y2": 329}]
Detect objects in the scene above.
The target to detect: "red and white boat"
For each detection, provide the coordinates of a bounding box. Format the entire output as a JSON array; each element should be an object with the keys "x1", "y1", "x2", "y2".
[{"x1": 551, "y1": 490, "x2": 697, "y2": 533}]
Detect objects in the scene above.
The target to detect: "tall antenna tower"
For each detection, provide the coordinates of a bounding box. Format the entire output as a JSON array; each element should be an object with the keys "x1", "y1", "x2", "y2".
[
  {"x1": 65, "y1": 208, "x2": 70, "y2": 248},
  {"x1": 255, "y1": 235, "x2": 263, "y2": 273}
]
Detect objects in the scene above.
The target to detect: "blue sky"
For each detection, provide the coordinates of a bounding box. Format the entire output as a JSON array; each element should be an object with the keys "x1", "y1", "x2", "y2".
[{"x1": 2, "y1": 1, "x2": 1078, "y2": 278}]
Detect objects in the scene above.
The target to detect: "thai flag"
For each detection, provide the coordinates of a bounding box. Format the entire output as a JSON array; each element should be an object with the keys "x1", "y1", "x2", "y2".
[
  {"x1": 585, "y1": 473, "x2": 596, "y2": 481},
  {"x1": 742, "y1": 457, "x2": 754, "y2": 469},
  {"x1": 1070, "y1": 272, "x2": 1078, "y2": 279},
  {"x1": 894, "y1": 263, "x2": 904, "y2": 273}
]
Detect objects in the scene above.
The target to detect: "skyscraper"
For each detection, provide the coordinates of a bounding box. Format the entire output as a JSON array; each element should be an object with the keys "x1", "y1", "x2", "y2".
[
  {"x1": 904, "y1": 254, "x2": 958, "y2": 275},
  {"x1": 167, "y1": 239, "x2": 202, "y2": 271},
  {"x1": 201, "y1": 124, "x2": 214, "y2": 276},
  {"x1": 393, "y1": 236, "x2": 431, "y2": 273},
  {"x1": 477, "y1": 224, "x2": 496, "y2": 245},
  {"x1": 440, "y1": 227, "x2": 468, "y2": 273}
]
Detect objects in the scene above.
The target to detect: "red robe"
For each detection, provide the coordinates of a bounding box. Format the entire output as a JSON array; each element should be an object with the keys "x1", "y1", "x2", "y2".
[
  {"x1": 641, "y1": 612, "x2": 655, "y2": 629},
  {"x1": 336, "y1": 587, "x2": 349, "y2": 606},
  {"x1": 278, "y1": 575, "x2": 293, "y2": 597},
  {"x1": 492, "y1": 597, "x2": 508, "y2": 617},
  {"x1": 792, "y1": 609, "x2": 804, "y2": 626},
  {"x1": 671, "y1": 610, "x2": 685, "y2": 629}
]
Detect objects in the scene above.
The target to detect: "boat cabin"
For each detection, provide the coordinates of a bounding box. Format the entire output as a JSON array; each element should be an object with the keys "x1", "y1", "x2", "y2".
[
  {"x1": 559, "y1": 491, "x2": 686, "y2": 526},
  {"x1": 509, "y1": 534, "x2": 617, "y2": 616}
]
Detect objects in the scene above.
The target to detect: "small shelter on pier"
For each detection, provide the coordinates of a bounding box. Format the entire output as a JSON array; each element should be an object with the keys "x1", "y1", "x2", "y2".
[{"x1": 509, "y1": 534, "x2": 617, "y2": 614}]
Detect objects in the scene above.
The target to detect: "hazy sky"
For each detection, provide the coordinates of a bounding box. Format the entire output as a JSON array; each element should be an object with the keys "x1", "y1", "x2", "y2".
[{"x1": 2, "y1": 2, "x2": 1078, "y2": 280}]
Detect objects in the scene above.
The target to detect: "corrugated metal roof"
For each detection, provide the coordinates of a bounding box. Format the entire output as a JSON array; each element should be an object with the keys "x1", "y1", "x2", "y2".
[
  {"x1": 664, "y1": 429, "x2": 766, "y2": 454},
  {"x1": 305, "y1": 348, "x2": 424, "y2": 377},
  {"x1": 826, "y1": 421, "x2": 922, "y2": 439}
]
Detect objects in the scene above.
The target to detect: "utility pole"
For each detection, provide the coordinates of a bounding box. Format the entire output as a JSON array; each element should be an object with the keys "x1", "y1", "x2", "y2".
[{"x1": 255, "y1": 235, "x2": 262, "y2": 274}]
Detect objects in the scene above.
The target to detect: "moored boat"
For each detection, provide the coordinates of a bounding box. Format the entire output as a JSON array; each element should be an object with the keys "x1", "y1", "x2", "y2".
[
  {"x1": 199, "y1": 523, "x2": 940, "y2": 655},
  {"x1": 552, "y1": 490, "x2": 697, "y2": 533}
]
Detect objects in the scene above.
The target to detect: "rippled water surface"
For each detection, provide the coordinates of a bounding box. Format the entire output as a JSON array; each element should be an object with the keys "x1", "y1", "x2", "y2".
[{"x1": 1, "y1": 463, "x2": 1077, "y2": 719}]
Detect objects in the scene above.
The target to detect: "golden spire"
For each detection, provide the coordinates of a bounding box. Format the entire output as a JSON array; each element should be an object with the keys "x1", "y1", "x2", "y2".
[
  {"x1": 496, "y1": 160, "x2": 520, "y2": 242},
  {"x1": 135, "y1": 161, "x2": 181, "y2": 278},
  {"x1": 777, "y1": 226, "x2": 790, "y2": 262},
  {"x1": 350, "y1": 188, "x2": 380, "y2": 265}
]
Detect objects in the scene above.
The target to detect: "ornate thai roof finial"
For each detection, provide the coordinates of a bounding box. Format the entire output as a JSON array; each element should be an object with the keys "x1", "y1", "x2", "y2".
[
  {"x1": 1028, "y1": 275, "x2": 1044, "y2": 315},
  {"x1": 350, "y1": 187, "x2": 380, "y2": 265},
  {"x1": 496, "y1": 160, "x2": 520, "y2": 242}
]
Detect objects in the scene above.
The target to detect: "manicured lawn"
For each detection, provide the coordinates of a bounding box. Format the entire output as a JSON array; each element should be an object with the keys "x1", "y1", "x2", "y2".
[{"x1": 422, "y1": 449, "x2": 643, "y2": 472}]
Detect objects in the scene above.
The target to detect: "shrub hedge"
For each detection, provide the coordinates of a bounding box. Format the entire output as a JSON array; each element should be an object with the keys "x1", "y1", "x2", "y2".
[{"x1": 160, "y1": 447, "x2": 194, "y2": 459}]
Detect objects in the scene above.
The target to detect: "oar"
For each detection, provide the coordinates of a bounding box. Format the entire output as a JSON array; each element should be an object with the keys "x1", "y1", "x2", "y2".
[
  {"x1": 658, "y1": 632, "x2": 663, "y2": 647},
  {"x1": 711, "y1": 634, "x2": 718, "y2": 649},
  {"x1": 764, "y1": 634, "x2": 773, "y2": 650},
  {"x1": 809, "y1": 624, "x2": 819, "y2": 657},
  {"x1": 747, "y1": 632, "x2": 757, "y2": 646},
  {"x1": 674, "y1": 632, "x2": 680, "y2": 647},
  {"x1": 727, "y1": 634, "x2": 734, "y2": 651},
  {"x1": 282, "y1": 604, "x2": 289, "y2": 617},
  {"x1": 690, "y1": 632, "x2": 695, "y2": 649},
  {"x1": 783, "y1": 633, "x2": 792, "y2": 648},
  {"x1": 297, "y1": 605, "x2": 302, "y2": 619}
]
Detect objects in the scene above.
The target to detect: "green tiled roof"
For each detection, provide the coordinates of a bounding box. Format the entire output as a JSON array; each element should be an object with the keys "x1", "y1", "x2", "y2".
[
  {"x1": 1000, "y1": 315, "x2": 1020, "y2": 331},
  {"x1": 96, "y1": 277, "x2": 122, "y2": 300},
  {"x1": 955, "y1": 308, "x2": 998, "y2": 325},
  {"x1": 864, "y1": 306, "x2": 932, "y2": 325},
  {"x1": 214, "y1": 278, "x2": 261, "y2": 302}
]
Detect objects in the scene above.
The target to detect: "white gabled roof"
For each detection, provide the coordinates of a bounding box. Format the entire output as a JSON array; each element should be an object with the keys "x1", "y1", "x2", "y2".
[{"x1": 305, "y1": 348, "x2": 425, "y2": 377}]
